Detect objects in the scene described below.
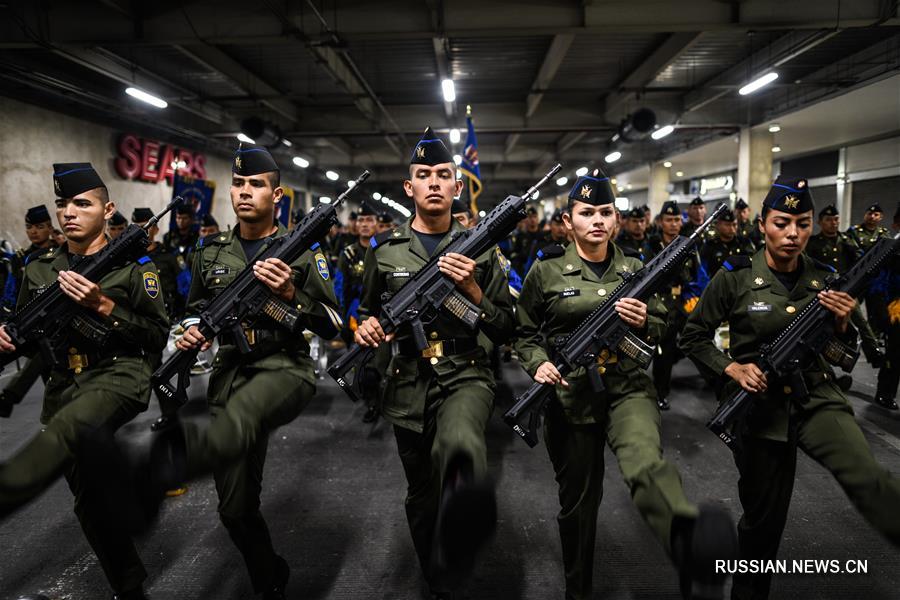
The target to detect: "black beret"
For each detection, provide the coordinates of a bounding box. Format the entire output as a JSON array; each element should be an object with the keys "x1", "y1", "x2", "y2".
[
  {"x1": 358, "y1": 202, "x2": 377, "y2": 217},
  {"x1": 550, "y1": 208, "x2": 565, "y2": 224},
  {"x1": 109, "y1": 211, "x2": 128, "y2": 226},
  {"x1": 233, "y1": 142, "x2": 279, "y2": 176},
  {"x1": 689, "y1": 197, "x2": 704, "y2": 207},
  {"x1": 735, "y1": 198, "x2": 748, "y2": 209},
  {"x1": 717, "y1": 208, "x2": 736, "y2": 222},
  {"x1": 762, "y1": 175, "x2": 814, "y2": 215},
  {"x1": 175, "y1": 202, "x2": 195, "y2": 216},
  {"x1": 660, "y1": 200, "x2": 680, "y2": 217},
  {"x1": 52, "y1": 163, "x2": 106, "y2": 199},
  {"x1": 132, "y1": 207, "x2": 154, "y2": 223},
  {"x1": 25, "y1": 204, "x2": 51, "y2": 224},
  {"x1": 568, "y1": 169, "x2": 615, "y2": 206},
  {"x1": 411, "y1": 127, "x2": 454, "y2": 166},
  {"x1": 640, "y1": 205, "x2": 651, "y2": 214},
  {"x1": 866, "y1": 203, "x2": 883, "y2": 213},
  {"x1": 200, "y1": 214, "x2": 218, "y2": 227},
  {"x1": 626, "y1": 207, "x2": 644, "y2": 219},
  {"x1": 819, "y1": 204, "x2": 839, "y2": 218},
  {"x1": 525, "y1": 206, "x2": 538, "y2": 216},
  {"x1": 377, "y1": 212, "x2": 394, "y2": 225},
  {"x1": 348, "y1": 211, "x2": 358, "y2": 220},
  {"x1": 451, "y1": 198, "x2": 471, "y2": 215}
]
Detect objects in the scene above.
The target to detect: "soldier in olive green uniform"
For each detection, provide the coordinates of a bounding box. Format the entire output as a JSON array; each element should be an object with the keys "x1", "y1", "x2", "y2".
[
  {"x1": 131, "y1": 207, "x2": 180, "y2": 322},
  {"x1": 680, "y1": 176, "x2": 900, "y2": 600},
  {"x1": 0, "y1": 163, "x2": 168, "y2": 600},
  {"x1": 699, "y1": 208, "x2": 756, "y2": 276},
  {"x1": 615, "y1": 207, "x2": 651, "y2": 256},
  {"x1": 734, "y1": 198, "x2": 756, "y2": 245},
  {"x1": 354, "y1": 128, "x2": 514, "y2": 596},
  {"x1": 515, "y1": 171, "x2": 736, "y2": 600},
  {"x1": 682, "y1": 197, "x2": 713, "y2": 241},
  {"x1": 137, "y1": 143, "x2": 341, "y2": 599},
  {"x1": 848, "y1": 203, "x2": 892, "y2": 337}
]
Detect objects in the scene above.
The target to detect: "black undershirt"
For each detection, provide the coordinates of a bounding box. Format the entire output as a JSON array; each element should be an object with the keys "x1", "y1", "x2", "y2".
[
  {"x1": 769, "y1": 262, "x2": 803, "y2": 292},
  {"x1": 239, "y1": 236, "x2": 268, "y2": 262},
  {"x1": 413, "y1": 229, "x2": 449, "y2": 257},
  {"x1": 581, "y1": 255, "x2": 612, "y2": 281}
]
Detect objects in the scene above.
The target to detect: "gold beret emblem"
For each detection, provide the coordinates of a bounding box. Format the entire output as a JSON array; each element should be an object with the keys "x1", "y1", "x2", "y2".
[
  {"x1": 234, "y1": 155, "x2": 242, "y2": 169},
  {"x1": 415, "y1": 145, "x2": 426, "y2": 159},
  {"x1": 580, "y1": 185, "x2": 592, "y2": 199}
]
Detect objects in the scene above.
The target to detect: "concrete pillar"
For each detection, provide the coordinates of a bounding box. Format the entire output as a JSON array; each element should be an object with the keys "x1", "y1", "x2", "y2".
[
  {"x1": 836, "y1": 146, "x2": 853, "y2": 230},
  {"x1": 737, "y1": 127, "x2": 773, "y2": 217},
  {"x1": 647, "y1": 162, "x2": 670, "y2": 215}
]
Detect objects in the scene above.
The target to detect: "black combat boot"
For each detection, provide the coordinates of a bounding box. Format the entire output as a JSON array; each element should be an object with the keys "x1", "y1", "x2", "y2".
[
  {"x1": 874, "y1": 394, "x2": 899, "y2": 410},
  {"x1": 112, "y1": 586, "x2": 149, "y2": 600},
  {"x1": 260, "y1": 555, "x2": 290, "y2": 599},
  {"x1": 672, "y1": 504, "x2": 739, "y2": 600}
]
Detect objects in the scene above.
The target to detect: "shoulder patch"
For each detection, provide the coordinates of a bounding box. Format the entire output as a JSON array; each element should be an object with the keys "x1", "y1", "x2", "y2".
[
  {"x1": 722, "y1": 255, "x2": 752, "y2": 271},
  {"x1": 310, "y1": 242, "x2": 321, "y2": 251},
  {"x1": 143, "y1": 271, "x2": 160, "y2": 298},
  {"x1": 137, "y1": 255, "x2": 151, "y2": 265},
  {"x1": 537, "y1": 243, "x2": 566, "y2": 261},
  {"x1": 315, "y1": 252, "x2": 330, "y2": 280}
]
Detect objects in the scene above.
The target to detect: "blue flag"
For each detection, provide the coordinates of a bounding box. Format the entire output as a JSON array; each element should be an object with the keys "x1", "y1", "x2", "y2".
[{"x1": 460, "y1": 111, "x2": 482, "y2": 211}]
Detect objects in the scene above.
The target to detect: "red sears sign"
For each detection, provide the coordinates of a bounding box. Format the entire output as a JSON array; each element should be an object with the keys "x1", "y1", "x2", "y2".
[{"x1": 114, "y1": 133, "x2": 207, "y2": 184}]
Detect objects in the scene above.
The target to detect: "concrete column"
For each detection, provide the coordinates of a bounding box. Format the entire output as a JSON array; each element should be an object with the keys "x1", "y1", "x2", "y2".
[
  {"x1": 836, "y1": 146, "x2": 853, "y2": 230},
  {"x1": 737, "y1": 127, "x2": 773, "y2": 217},
  {"x1": 647, "y1": 162, "x2": 670, "y2": 215}
]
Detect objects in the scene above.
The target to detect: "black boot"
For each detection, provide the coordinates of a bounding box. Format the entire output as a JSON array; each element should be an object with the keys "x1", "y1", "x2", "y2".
[
  {"x1": 112, "y1": 586, "x2": 149, "y2": 600},
  {"x1": 836, "y1": 375, "x2": 853, "y2": 392},
  {"x1": 260, "y1": 555, "x2": 290, "y2": 599},
  {"x1": 657, "y1": 397, "x2": 671, "y2": 411},
  {"x1": 362, "y1": 404, "x2": 379, "y2": 423},
  {"x1": 874, "y1": 395, "x2": 899, "y2": 410},
  {"x1": 672, "y1": 504, "x2": 739, "y2": 600}
]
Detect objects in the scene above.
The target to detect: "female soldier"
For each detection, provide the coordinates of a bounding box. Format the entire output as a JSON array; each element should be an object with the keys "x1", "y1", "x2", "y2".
[
  {"x1": 680, "y1": 175, "x2": 900, "y2": 599},
  {"x1": 514, "y1": 170, "x2": 737, "y2": 600}
]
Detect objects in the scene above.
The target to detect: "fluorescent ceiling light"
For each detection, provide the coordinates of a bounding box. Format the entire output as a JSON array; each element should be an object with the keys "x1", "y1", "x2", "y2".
[
  {"x1": 282, "y1": 139, "x2": 292, "y2": 147},
  {"x1": 325, "y1": 170, "x2": 339, "y2": 181},
  {"x1": 663, "y1": 161, "x2": 672, "y2": 168},
  {"x1": 575, "y1": 166, "x2": 588, "y2": 177},
  {"x1": 768, "y1": 123, "x2": 781, "y2": 133},
  {"x1": 449, "y1": 128, "x2": 461, "y2": 144},
  {"x1": 675, "y1": 170, "x2": 684, "y2": 177},
  {"x1": 739, "y1": 72, "x2": 778, "y2": 95},
  {"x1": 372, "y1": 192, "x2": 382, "y2": 200},
  {"x1": 556, "y1": 176, "x2": 569, "y2": 187},
  {"x1": 237, "y1": 133, "x2": 255, "y2": 144},
  {"x1": 614, "y1": 198, "x2": 630, "y2": 210},
  {"x1": 125, "y1": 87, "x2": 167, "y2": 109},
  {"x1": 320, "y1": 197, "x2": 332, "y2": 204},
  {"x1": 292, "y1": 156, "x2": 309, "y2": 168},
  {"x1": 605, "y1": 151, "x2": 622, "y2": 163},
  {"x1": 772, "y1": 145, "x2": 782, "y2": 153},
  {"x1": 651, "y1": 125, "x2": 674, "y2": 140},
  {"x1": 441, "y1": 79, "x2": 456, "y2": 102}
]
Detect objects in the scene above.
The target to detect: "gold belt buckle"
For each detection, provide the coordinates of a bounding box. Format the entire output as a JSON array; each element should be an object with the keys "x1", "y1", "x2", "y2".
[
  {"x1": 242, "y1": 326, "x2": 256, "y2": 346},
  {"x1": 68, "y1": 347, "x2": 88, "y2": 374},
  {"x1": 421, "y1": 340, "x2": 444, "y2": 359}
]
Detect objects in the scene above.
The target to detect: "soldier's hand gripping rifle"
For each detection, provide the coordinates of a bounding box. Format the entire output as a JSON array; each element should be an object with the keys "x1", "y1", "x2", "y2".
[
  {"x1": 328, "y1": 164, "x2": 562, "y2": 403},
  {"x1": 0, "y1": 197, "x2": 182, "y2": 373},
  {"x1": 151, "y1": 171, "x2": 371, "y2": 426},
  {"x1": 503, "y1": 204, "x2": 727, "y2": 447},
  {"x1": 708, "y1": 234, "x2": 899, "y2": 451}
]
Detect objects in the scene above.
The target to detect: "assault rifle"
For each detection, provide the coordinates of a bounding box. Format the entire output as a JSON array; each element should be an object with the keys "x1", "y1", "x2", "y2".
[
  {"x1": 707, "y1": 234, "x2": 899, "y2": 450},
  {"x1": 151, "y1": 170, "x2": 370, "y2": 426},
  {"x1": 328, "y1": 164, "x2": 562, "y2": 403},
  {"x1": 0, "y1": 197, "x2": 181, "y2": 373},
  {"x1": 503, "y1": 203, "x2": 726, "y2": 447}
]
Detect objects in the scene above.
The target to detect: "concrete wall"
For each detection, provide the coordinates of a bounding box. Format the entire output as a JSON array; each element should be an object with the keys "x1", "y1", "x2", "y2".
[{"x1": 0, "y1": 96, "x2": 310, "y2": 248}]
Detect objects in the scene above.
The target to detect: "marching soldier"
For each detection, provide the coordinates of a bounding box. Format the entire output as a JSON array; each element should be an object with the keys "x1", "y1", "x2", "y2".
[
  {"x1": 515, "y1": 170, "x2": 737, "y2": 600},
  {"x1": 511, "y1": 206, "x2": 543, "y2": 274},
  {"x1": 354, "y1": 127, "x2": 515, "y2": 597},
  {"x1": 451, "y1": 198, "x2": 474, "y2": 228},
  {"x1": 107, "y1": 210, "x2": 128, "y2": 239},
  {"x1": 163, "y1": 202, "x2": 198, "y2": 261},
  {"x1": 0, "y1": 163, "x2": 169, "y2": 599},
  {"x1": 198, "y1": 213, "x2": 220, "y2": 237},
  {"x1": 699, "y1": 208, "x2": 756, "y2": 276},
  {"x1": 376, "y1": 211, "x2": 395, "y2": 233},
  {"x1": 680, "y1": 175, "x2": 900, "y2": 600},
  {"x1": 848, "y1": 203, "x2": 891, "y2": 337},
  {"x1": 615, "y1": 207, "x2": 650, "y2": 256},
  {"x1": 681, "y1": 197, "x2": 710, "y2": 239},
  {"x1": 734, "y1": 198, "x2": 755, "y2": 242},
  {"x1": 523, "y1": 208, "x2": 569, "y2": 273},
  {"x1": 132, "y1": 208, "x2": 180, "y2": 322}
]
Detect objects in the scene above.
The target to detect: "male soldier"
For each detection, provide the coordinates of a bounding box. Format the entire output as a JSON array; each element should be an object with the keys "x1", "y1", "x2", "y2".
[
  {"x1": 109, "y1": 143, "x2": 342, "y2": 599},
  {"x1": 377, "y1": 211, "x2": 395, "y2": 233},
  {"x1": 132, "y1": 208, "x2": 180, "y2": 322},
  {"x1": 355, "y1": 127, "x2": 515, "y2": 597},
  {"x1": 641, "y1": 204, "x2": 657, "y2": 238},
  {"x1": 511, "y1": 206, "x2": 543, "y2": 274},
  {"x1": 699, "y1": 208, "x2": 756, "y2": 276},
  {"x1": 523, "y1": 208, "x2": 569, "y2": 273},
  {"x1": 107, "y1": 210, "x2": 128, "y2": 239},
  {"x1": 451, "y1": 198, "x2": 474, "y2": 228},
  {"x1": 807, "y1": 204, "x2": 884, "y2": 388},
  {"x1": 338, "y1": 210, "x2": 359, "y2": 247},
  {"x1": 616, "y1": 207, "x2": 650, "y2": 255},
  {"x1": 848, "y1": 203, "x2": 891, "y2": 336},
  {"x1": 645, "y1": 200, "x2": 692, "y2": 409},
  {"x1": 734, "y1": 198, "x2": 754, "y2": 241},
  {"x1": 199, "y1": 213, "x2": 220, "y2": 238},
  {"x1": 681, "y1": 197, "x2": 709, "y2": 239},
  {"x1": 0, "y1": 205, "x2": 59, "y2": 416},
  {"x1": 0, "y1": 163, "x2": 169, "y2": 599},
  {"x1": 163, "y1": 203, "x2": 198, "y2": 262},
  {"x1": 335, "y1": 202, "x2": 381, "y2": 423}
]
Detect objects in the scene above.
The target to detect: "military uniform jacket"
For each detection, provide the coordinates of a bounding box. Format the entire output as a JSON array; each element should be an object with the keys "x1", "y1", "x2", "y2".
[
  {"x1": 614, "y1": 231, "x2": 650, "y2": 256},
  {"x1": 514, "y1": 242, "x2": 666, "y2": 424},
  {"x1": 847, "y1": 224, "x2": 889, "y2": 253},
  {"x1": 699, "y1": 235, "x2": 756, "y2": 276},
  {"x1": 186, "y1": 223, "x2": 342, "y2": 388},
  {"x1": 358, "y1": 217, "x2": 515, "y2": 430},
  {"x1": 17, "y1": 243, "x2": 169, "y2": 420},
  {"x1": 146, "y1": 242, "x2": 180, "y2": 317},
  {"x1": 680, "y1": 249, "x2": 857, "y2": 441},
  {"x1": 805, "y1": 232, "x2": 861, "y2": 273}
]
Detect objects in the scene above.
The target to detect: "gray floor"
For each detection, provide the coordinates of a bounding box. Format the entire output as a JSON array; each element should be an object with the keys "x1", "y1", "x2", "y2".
[{"x1": 0, "y1": 353, "x2": 898, "y2": 600}]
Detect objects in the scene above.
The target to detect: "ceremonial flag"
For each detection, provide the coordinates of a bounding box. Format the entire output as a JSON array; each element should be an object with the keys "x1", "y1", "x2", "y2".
[
  {"x1": 171, "y1": 174, "x2": 215, "y2": 231},
  {"x1": 460, "y1": 108, "x2": 482, "y2": 212}
]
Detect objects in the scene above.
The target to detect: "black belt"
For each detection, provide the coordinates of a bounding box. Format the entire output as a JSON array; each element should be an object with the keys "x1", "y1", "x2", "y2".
[
  {"x1": 60, "y1": 346, "x2": 144, "y2": 374},
  {"x1": 396, "y1": 337, "x2": 479, "y2": 358},
  {"x1": 219, "y1": 327, "x2": 288, "y2": 348}
]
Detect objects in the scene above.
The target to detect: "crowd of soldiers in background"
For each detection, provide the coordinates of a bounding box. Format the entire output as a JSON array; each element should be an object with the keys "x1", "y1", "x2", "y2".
[{"x1": 0, "y1": 194, "x2": 896, "y2": 418}]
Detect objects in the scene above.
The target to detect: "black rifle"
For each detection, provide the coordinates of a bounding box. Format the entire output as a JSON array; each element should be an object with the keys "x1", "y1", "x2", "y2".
[
  {"x1": 707, "y1": 234, "x2": 899, "y2": 450},
  {"x1": 151, "y1": 170, "x2": 370, "y2": 426},
  {"x1": 503, "y1": 204, "x2": 727, "y2": 447},
  {"x1": 0, "y1": 197, "x2": 182, "y2": 373},
  {"x1": 328, "y1": 164, "x2": 562, "y2": 403}
]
